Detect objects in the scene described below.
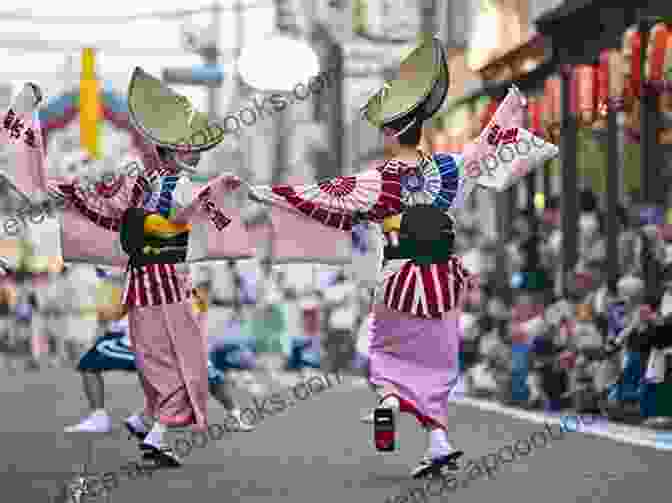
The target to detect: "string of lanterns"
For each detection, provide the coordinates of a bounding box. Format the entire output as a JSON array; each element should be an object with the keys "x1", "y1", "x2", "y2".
[{"x1": 430, "y1": 20, "x2": 672, "y2": 153}]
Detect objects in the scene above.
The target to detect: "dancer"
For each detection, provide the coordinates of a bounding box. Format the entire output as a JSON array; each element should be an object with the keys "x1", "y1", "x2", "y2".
[
  {"x1": 249, "y1": 36, "x2": 466, "y2": 478},
  {"x1": 61, "y1": 263, "x2": 100, "y2": 365},
  {"x1": 64, "y1": 271, "x2": 255, "y2": 435},
  {"x1": 3, "y1": 72, "x2": 255, "y2": 468},
  {"x1": 248, "y1": 35, "x2": 557, "y2": 478}
]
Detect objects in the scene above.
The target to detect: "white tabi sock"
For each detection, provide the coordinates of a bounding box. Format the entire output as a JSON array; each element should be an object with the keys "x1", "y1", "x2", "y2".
[
  {"x1": 428, "y1": 428, "x2": 455, "y2": 459},
  {"x1": 126, "y1": 413, "x2": 149, "y2": 433},
  {"x1": 380, "y1": 395, "x2": 400, "y2": 410},
  {"x1": 90, "y1": 409, "x2": 109, "y2": 418},
  {"x1": 144, "y1": 422, "x2": 168, "y2": 448}
]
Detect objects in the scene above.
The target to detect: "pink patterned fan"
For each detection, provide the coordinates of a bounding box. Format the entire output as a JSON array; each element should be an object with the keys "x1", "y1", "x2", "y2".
[
  {"x1": 250, "y1": 161, "x2": 403, "y2": 231},
  {"x1": 0, "y1": 84, "x2": 48, "y2": 201}
]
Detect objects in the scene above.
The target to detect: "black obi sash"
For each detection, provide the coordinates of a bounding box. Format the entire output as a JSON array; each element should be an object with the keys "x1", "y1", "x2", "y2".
[
  {"x1": 120, "y1": 208, "x2": 189, "y2": 268},
  {"x1": 383, "y1": 205, "x2": 456, "y2": 265}
]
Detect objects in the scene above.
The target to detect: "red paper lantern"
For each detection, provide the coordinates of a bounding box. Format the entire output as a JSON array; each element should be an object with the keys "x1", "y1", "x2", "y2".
[
  {"x1": 646, "y1": 23, "x2": 670, "y2": 85},
  {"x1": 572, "y1": 65, "x2": 598, "y2": 125},
  {"x1": 624, "y1": 22, "x2": 672, "y2": 96},
  {"x1": 528, "y1": 98, "x2": 543, "y2": 136},
  {"x1": 543, "y1": 77, "x2": 561, "y2": 140},
  {"x1": 623, "y1": 26, "x2": 642, "y2": 99}
]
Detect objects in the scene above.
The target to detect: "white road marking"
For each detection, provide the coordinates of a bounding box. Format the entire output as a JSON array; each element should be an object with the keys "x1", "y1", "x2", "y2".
[{"x1": 448, "y1": 394, "x2": 672, "y2": 451}]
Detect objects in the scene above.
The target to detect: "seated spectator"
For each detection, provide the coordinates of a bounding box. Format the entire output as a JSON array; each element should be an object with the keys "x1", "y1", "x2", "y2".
[
  {"x1": 641, "y1": 296, "x2": 672, "y2": 426},
  {"x1": 528, "y1": 332, "x2": 569, "y2": 411}
]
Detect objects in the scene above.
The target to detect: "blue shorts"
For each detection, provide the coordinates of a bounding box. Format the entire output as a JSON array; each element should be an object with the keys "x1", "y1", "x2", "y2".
[
  {"x1": 78, "y1": 332, "x2": 224, "y2": 386},
  {"x1": 209, "y1": 344, "x2": 257, "y2": 373},
  {"x1": 77, "y1": 332, "x2": 136, "y2": 372},
  {"x1": 286, "y1": 336, "x2": 320, "y2": 370}
]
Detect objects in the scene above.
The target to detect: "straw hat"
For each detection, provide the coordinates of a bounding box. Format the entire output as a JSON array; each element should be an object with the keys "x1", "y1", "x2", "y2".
[
  {"x1": 360, "y1": 35, "x2": 449, "y2": 132},
  {"x1": 127, "y1": 67, "x2": 226, "y2": 152}
]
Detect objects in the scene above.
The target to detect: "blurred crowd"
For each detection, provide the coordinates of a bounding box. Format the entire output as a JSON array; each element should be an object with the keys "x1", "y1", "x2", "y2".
[
  {"x1": 1, "y1": 189, "x2": 672, "y2": 429},
  {"x1": 0, "y1": 257, "x2": 370, "y2": 386},
  {"x1": 456, "y1": 189, "x2": 672, "y2": 428}
]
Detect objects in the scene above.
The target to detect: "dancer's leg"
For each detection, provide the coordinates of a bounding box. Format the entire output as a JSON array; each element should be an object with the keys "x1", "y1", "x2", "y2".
[
  {"x1": 64, "y1": 370, "x2": 112, "y2": 433},
  {"x1": 65, "y1": 331, "x2": 135, "y2": 433},
  {"x1": 207, "y1": 350, "x2": 255, "y2": 431},
  {"x1": 132, "y1": 303, "x2": 208, "y2": 467},
  {"x1": 360, "y1": 358, "x2": 381, "y2": 424},
  {"x1": 123, "y1": 371, "x2": 153, "y2": 441},
  {"x1": 410, "y1": 427, "x2": 463, "y2": 479},
  {"x1": 83, "y1": 370, "x2": 105, "y2": 410}
]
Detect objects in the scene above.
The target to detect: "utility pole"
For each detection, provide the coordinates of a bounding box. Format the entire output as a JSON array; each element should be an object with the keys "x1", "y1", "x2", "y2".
[
  {"x1": 310, "y1": 13, "x2": 344, "y2": 180},
  {"x1": 638, "y1": 16, "x2": 662, "y2": 300},
  {"x1": 606, "y1": 85, "x2": 620, "y2": 296},
  {"x1": 233, "y1": 0, "x2": 248, "y2": 183},
  {"x1": 420, "y1": 0, "x2": 437, "y2": 35},
  {"x1": 639, "y1": 16, "x2": 657, "y2": 206},
  {"x1": 163, "y1": 2, "x2": 224, "y2": 118},
  {"x1": 560, "y1": 63, "x2": 579, "y2": 296},
  {"x1": 207, "y1": 0, "x2": 221, "y2": 119},
  {"x1": 271, "y1": 0, "x2": 295, "y2": 184},
  {"x1": 326, "y1": 30, "x2": 345, "y2": 179}
]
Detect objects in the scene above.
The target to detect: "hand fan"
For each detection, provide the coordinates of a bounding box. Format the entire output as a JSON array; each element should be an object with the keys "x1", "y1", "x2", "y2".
[{"x1": 399, "y1": 153, "x2": 462, "y2": 210}]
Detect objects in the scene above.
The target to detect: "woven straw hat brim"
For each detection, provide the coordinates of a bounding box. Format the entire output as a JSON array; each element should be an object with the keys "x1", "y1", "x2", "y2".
[
  {"x1": 127, "y1": 67, "x2": 227, "y2": 152},
  {"x1": 361, "y1": 36, "x2": 449, "y2": 129}
]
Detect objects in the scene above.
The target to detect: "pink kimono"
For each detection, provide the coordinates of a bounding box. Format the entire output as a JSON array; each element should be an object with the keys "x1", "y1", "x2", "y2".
[
  {"x1": 1, "y1": 95, "x2": 254, "y2": 431},
  {"x1": 242, "y1": 88, "x2": 543, "y2": 429},
  {"x1": 54, "y1": 154, "x2": 248, "y2": 431},
  {"x1": 249, "y1": 159, "x2": 471, "y2": 429}
]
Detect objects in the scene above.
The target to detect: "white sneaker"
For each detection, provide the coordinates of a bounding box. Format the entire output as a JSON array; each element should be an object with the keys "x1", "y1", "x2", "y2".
[{"x1": 64, "y1": 413, "x2": 112, "y2": 433}]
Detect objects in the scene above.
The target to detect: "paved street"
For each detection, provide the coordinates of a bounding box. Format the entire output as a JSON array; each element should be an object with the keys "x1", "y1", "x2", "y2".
[{"x1": 0, "y1": 366, "x2": 668, "y2": 503}]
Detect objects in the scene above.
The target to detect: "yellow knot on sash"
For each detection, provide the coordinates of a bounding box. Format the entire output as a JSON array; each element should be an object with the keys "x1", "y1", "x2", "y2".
[
  {"x1": 143, "y1": 214, "x2": 191, "y2": 238},
  {"x1": 382, "y1": 214, "x2": 402, "y2": 233}
]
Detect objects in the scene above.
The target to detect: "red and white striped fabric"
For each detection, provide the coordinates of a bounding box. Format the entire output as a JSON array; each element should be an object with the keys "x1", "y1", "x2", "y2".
[
  {"x1": 121, "y1": 263, "x2": 192, "y2": 308},
  {"x1": 382, "y1": 256, "x2": 471, "y2": 319}
]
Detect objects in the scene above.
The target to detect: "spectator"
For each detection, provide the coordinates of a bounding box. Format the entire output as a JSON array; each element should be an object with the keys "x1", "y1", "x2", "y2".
[
  {"x1": 617, "y1": 205, "x2": 639, "y2": 275},
  {"x1": 641, "y1": 287, "x2": 672, "y2": 427},
  {"x1": 322, "y1": 270, "x2": 359, "y2": 373}
]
